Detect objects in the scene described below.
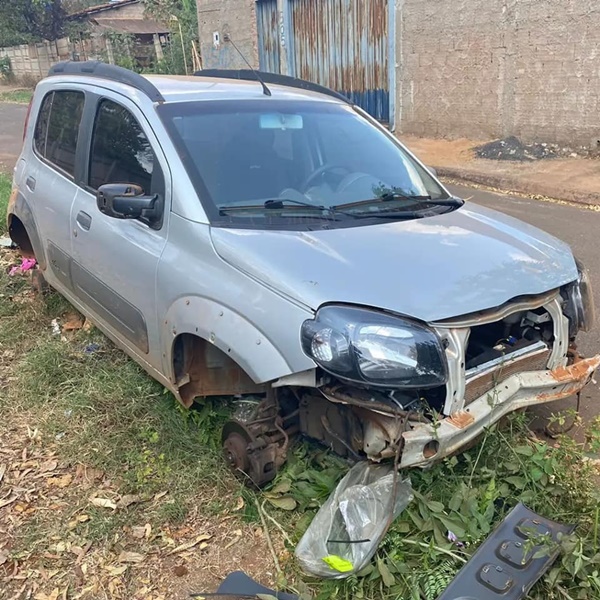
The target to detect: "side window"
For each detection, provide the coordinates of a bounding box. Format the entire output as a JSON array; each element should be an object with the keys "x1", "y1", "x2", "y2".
[
  {"x1": 34, "y1": 90, "x2": 84, "y2": 177},
  {"x1": 89, "y1": 100, "x2": 156, "y2": 194}
]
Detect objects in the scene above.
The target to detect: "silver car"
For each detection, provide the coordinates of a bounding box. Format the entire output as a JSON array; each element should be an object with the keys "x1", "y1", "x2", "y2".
[{"x1": 7, "y1": 61, "x2": 599, "y2": 486}]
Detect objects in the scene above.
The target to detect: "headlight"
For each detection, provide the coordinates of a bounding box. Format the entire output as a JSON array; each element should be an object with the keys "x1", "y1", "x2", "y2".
[
  {"x1": 301, "y1": 305, "x2": 448, "y2": 388},
  {"x1": 563, "y1": 258, "x2": 595, "y2": 335}
]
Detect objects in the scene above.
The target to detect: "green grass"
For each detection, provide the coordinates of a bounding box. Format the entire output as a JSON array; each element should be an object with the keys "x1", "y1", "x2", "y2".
[
  {"x1": 0, "y1": 172, "x2": 11, "y2": 234},
  {"x1": 0, "y1": 89, "x2": 33, "y2": 104},
  {"x1": 2, "y1": 179, "x2": 600, "y2": 598}
]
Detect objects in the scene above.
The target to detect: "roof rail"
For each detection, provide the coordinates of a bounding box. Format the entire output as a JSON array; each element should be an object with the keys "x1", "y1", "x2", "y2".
[
  {"x1": 48, "y1": 61, "x2": 164, "y2": 103},
  {"x1": 194, "y1": 69, "x2": 351, "y2": 104}
]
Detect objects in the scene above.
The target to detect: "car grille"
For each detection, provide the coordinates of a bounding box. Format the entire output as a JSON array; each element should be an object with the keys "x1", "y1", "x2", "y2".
[{"x1": 464, "y1": 345, "x2": 551, "y2": 405}]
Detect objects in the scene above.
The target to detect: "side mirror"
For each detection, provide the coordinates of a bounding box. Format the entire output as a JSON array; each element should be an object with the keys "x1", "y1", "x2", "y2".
[
  {"x1": 427, "y1": 166, "x2": 438, "y2": 177},
  {"x1": 96, "y1": 183, "x2": 160, "y2": 221}
]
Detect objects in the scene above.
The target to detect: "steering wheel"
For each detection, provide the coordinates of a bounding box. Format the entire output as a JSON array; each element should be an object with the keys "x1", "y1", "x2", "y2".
[{"x1": 302, "y1": 164, "x2": 351, "y2": 192}]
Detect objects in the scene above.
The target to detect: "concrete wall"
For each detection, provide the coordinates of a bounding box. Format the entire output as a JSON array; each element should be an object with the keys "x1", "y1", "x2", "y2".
[
  {"x1": 197, "y1": 0, "x2": 259, "y2": 70},
  {"x1": 398, "y1": 0, "x2": 600, "y2": 145},
  {"x1": 197, "y1": 0, "x2": 600, "y2": 146}
]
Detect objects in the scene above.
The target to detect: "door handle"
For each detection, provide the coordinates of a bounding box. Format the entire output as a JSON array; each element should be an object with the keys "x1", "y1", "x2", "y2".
[
  {"x1": 76, "y1": 211, "x2": 92, "y2": 231},
  {"x1": 26, "y1": 176, "x2": 36, "y2": 191}
]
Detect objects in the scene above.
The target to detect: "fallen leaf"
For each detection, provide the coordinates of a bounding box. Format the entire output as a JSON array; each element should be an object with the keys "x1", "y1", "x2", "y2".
[
  {"x1": 0, "y1": 464, "x2": 6, "y2": 484},
  {"x1": 266, "y1": 496, "x2": 297, "y2": 511},
  {"x1": 172, "y1": 565, "x2": 188, "y2": 577},
  {"x1": 0, "y1": 549, "x2": 8, "y2": 565},
  {"x1": 107, "y1": 565, "x2": 128, "y2": 576},
  {"x1": 62, "y1": 313, "x2": 84, "y2": 331},
  {"x1": 118, "y1": 551, "x2": 144, "y2": 563},
  {"x1": 82, "y1": 319, "x2": 94, "y2": 332},
  {"x1": 131, "y1": 526, "x2": 146, "y2": 539},
  {"x1": 153, "y1": 491, "x2": 168, "y2": 502},
  {"x1": 47, "y1": 474, "x2": 72, "y2": 488},
  {"x1": 0, "y1": 495, "x2": 18, "y2": 508},
  {"x1": 77, "y1": 514, "x2": 90, "y2": 523},
  {"x1": 116, "y1": 494, "x2": 146, "y2": 509},
  {"x1": 268, "y1": 480, "x2": 292, "y2": 495},
  {"x1": 168, "y1": 534, "x2": 212, "y2": 555},
  {"x1": 39, "y1": 460, "x2": 58, "y2": 473},
  {"x1": 34, "y1": 589, "x2": 60, "y2": 600},
  {"x1": 234, "y1": 496, "x2": 245, "y2": 511},
  {"x1": 90, "y1": 497, "x2": 117, "y2": 510}
]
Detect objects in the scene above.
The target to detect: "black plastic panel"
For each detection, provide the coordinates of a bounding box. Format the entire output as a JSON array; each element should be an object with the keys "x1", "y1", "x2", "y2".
[
  {"x1": 436, "y1": 503, "x2": 575, "y2": 600},
  {"x1": 48, "y1": 61, "x2": 164, "y2": 103}
]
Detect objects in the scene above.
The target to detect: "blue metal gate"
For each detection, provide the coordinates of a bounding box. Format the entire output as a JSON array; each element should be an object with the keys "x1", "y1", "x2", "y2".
[
  {"x1": 288, "y1": 0, "x2": 390, "y2": 122},
  {"x1": 256, "y1": 0, "x2": 281, "y2": 74}
]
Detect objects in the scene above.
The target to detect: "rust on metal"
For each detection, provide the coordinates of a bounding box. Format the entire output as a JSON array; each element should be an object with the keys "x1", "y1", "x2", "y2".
[
  {"x1": 175, "y1": 335, "x2": 264, "y2": 407},
  {"x1": 551, "y1": 355, "x2": 600, "y2": 382},
  {"x1": 288, "y1": 0, "x2": 390, "y2": 120},
  {"x1": 447, "y1": 410, "x2": 475, "y2": 429}
]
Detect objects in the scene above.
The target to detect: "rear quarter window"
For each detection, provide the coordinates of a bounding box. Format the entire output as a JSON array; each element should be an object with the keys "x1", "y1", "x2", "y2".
[{"x1": 33, "y1": 90, "x2": 85, "y2": 177}]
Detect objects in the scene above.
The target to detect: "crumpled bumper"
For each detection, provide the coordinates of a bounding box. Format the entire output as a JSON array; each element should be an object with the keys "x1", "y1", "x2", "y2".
[{"x1": 400, "y1": 355, "x2": 600, "y2": 468}]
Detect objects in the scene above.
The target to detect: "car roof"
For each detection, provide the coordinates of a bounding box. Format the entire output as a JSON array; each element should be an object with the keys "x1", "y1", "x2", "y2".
[{"x1": 143, "y1": 74, "x2": 344, "y2": 105}]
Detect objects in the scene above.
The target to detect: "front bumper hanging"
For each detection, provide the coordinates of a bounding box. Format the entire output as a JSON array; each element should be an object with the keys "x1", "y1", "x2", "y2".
[{"x1": 400, "y1": 354, "x2": 600, "y2": 469}]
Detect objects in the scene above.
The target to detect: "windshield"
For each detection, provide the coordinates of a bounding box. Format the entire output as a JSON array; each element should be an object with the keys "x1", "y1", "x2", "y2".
[{"x1": 158, "y1": 100, "x2": 452, "y2": 228}]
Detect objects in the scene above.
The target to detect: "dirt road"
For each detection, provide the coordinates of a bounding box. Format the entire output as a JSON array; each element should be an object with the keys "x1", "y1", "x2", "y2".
[{"x1": 0, "y1": 103, "x2": 28, "y2": 173}]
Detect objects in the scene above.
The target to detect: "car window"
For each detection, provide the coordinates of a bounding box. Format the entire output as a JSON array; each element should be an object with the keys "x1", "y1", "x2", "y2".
[
  {"x1": 89, "y1": 99, "x2": 156, "y2": 194},
  {"x1": 34, "y1": 90, "x2": 84, "y2": 177},
  {"x1": 158, "y1": 100, "x2": 449, "y2": 228}
]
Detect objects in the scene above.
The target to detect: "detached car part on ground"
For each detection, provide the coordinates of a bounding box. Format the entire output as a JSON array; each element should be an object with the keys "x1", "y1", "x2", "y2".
[{"x1": 6, "y1": 62, "x2": 599, "y2": 488}]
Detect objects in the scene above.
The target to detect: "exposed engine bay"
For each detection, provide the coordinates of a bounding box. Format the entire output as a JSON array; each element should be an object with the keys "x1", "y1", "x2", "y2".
[{"x1": 222, "y1": 289, "x2": 599, "y2": 487}]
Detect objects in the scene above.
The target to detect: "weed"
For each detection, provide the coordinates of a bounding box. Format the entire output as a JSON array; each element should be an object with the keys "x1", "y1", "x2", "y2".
[
  {"x1": 0, "y1": 172, "x2": 11, "y2": 233},
  {"x1": 0, "y1": 89, "x2": 33, "y2": 104}
]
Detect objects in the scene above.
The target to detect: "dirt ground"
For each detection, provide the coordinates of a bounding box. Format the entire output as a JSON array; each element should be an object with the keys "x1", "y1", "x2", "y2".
[{"x1": 401, "y1": 135, "x2": 600, "y2": 205}]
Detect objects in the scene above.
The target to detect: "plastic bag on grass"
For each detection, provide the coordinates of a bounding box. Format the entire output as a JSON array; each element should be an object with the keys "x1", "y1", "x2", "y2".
[{"x1": 295, "y1": 461, "x2": 413, "y2": 578}]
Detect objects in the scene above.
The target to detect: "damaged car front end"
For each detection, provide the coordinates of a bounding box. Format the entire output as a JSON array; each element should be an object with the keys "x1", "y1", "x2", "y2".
[{"x1": 221, "y1": 266, "x2": 598, "y2": 486}]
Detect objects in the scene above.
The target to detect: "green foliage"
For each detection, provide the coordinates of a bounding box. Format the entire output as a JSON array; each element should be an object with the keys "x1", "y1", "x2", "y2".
[
  {"x1": 0, "y1": 56, "x2": 13, "y2": 81},
  {"x1": 276, "y1": 414, "x2": 600, "y2": 599},
  {"x1": 0, "y1": 89, "x2": 33, "y2": 104},
  {"x1": 0, "y1": 173, "x2": 11, "y2": 236},
  {"x1": 0, "y1": 0, "x2": 66, "y2": 47},
  {"x1": 103, "y1": 31, "x2": 138, "y2": 72},
  {"x1": 144, "y1": 0, "x2": 199, "y2": 75}
]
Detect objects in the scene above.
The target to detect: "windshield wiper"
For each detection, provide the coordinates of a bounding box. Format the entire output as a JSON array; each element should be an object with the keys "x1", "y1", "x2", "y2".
[
  {"x1": 219, "y1": 198, "x2": 339, "y2": 219},
  {"x1": 335, "y1": 193, "x2": 464, "y2": 211}
]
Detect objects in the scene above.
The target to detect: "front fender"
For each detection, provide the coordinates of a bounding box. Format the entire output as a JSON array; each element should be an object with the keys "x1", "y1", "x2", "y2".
[{"x1": 163, "y1": 296, "x2": 293, "y2": 384}]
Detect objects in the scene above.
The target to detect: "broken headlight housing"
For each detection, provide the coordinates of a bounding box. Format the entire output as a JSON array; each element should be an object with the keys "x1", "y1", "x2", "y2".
[
  {"x1": 563, "y1": 258, "x2": 595, "y2": 336},
  {"x1": 301, "y1": 305, "x2": 448, "y2": 388}
]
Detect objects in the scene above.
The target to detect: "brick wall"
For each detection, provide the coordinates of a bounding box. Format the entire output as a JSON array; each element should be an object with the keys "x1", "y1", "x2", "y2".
[
  {"x1": 197, "y1": 0, "x2": 259, "y2": 70},
  {"x1": 398, "y1": 0, "x2": 600, "y2": 145}
]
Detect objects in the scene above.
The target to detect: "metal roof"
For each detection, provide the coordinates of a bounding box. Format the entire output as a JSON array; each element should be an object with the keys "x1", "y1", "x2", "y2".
[
  {"x1": 90, "y1": 17, "x2": 169, "y2": 34},
  {"x1": 67, "y1": 0, "x2": 139, "y2": 20}
]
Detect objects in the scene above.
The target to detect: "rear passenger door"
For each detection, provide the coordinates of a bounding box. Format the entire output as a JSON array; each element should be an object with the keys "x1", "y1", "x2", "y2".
[
  {"x1": 69, "y1": 94, "x2": 170, "y2": 366},
  {"x1": 31, "y1": 89, "x2": 85, "y2": 290}
]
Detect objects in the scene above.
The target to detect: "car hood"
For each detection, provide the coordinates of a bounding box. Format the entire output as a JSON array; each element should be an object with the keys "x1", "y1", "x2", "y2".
[{"x1": 210, "y1": 204, "x2": 578, "y2": 322}]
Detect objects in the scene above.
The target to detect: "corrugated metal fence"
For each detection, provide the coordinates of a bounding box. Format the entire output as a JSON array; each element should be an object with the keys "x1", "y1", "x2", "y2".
[
  {"x1": 257, "y1": 0, "x2": 281, "y2": 74},
  {"x1": 287, "y1": 0, "x2": 390, "y2": 122}
]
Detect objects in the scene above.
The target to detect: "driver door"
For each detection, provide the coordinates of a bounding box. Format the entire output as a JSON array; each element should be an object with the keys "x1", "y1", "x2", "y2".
[{"x1": 69, "y1": 93, "x2": 170, "y2": 368}]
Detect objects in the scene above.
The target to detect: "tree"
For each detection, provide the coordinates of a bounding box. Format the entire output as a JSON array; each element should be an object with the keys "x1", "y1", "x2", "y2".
[
  {"x1": 144, "y1": 0, "x2": 199, "y2": 74},
  {"x1": 0, "y1": 0, "x2": 67, "y2": 47}
]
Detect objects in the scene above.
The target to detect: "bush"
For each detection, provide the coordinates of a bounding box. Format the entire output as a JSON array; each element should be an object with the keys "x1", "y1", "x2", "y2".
[{"x1": 0, "y1": 56, "x2": 14, "y2": 82}]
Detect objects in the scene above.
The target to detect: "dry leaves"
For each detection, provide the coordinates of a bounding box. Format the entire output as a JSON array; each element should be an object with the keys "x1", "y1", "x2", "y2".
[
  {"x1": 168, "y1": 533, "x2": 212, "y2": 555},
  {"x1": 46, "y1": 474, "x2": 72, "y2": 488},
  {"x1": 90, "y1": 497, "x2": 117, "y2": 510},
  {"x1": 117, "y1": 551, "x2": 145, "y2": 564}
]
